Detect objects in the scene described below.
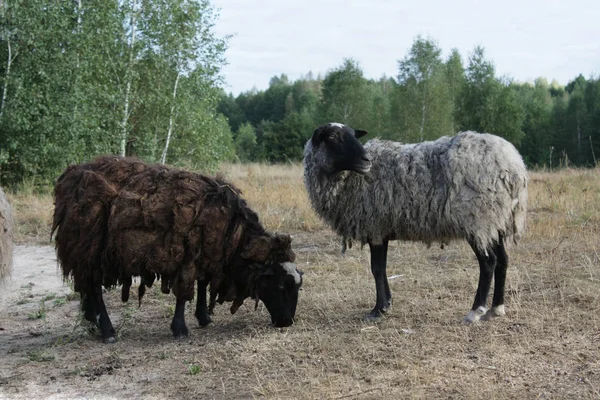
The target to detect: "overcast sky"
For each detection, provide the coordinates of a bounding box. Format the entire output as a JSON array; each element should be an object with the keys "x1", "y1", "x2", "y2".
[{"x1": 211, "y1": 0, "x2": 599, "y2": 95}]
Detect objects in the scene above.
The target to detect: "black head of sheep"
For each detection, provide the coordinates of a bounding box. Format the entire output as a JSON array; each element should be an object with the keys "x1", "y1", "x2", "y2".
[
  {"x1": 311, "y1": 123, "x2": 371, "y2": 175},
  {"x1": 254, "y1": 261, "x2": 303, "y2": 327}
]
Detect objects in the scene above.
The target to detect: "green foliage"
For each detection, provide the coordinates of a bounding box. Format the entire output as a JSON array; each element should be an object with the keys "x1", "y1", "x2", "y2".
[
  {"x1": 456, "y1": 46, "x2": 524, "y2": 144},
  {"x1": 320, "y1": 59, "x2": 373, "y2": 130},
  {"x1": 516, "y1": 79, "x2": 554, "y2": 165},
  {"x1": 27, "y1": 350, "x2": 55, "y2": 362},
  {"x1": 261, "y1": 111, "x2": 314, "y2": 162},
  {"x1": 216, "y1": 35, "x2": 600, "y2": 169},
  {"x1": 28, "y1": 301, "x2": 47, "y2": 320},
  {"x1": 0, "y1": 0, "x2": 230, "y2": 187},
  {"x1": 394, "y1": 36, "x2": 454, "y2": 141},
  {"x1": 188, "y1": 364, "x2": 202, "y2": 375},
  {"x1": 234, "y1": 123, "x2": 258, "y2": 162},
  {"x1": 2, "y1": 13, "x2": 599, "y2": 176}
]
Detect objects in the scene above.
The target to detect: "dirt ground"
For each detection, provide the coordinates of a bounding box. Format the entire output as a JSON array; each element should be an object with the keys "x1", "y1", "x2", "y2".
[{"x1": 1, "y1": 226, "x2": 599, "y2": 399}]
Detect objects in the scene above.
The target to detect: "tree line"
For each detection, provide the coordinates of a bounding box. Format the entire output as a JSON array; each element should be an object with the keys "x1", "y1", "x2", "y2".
[
  {"x1": 1, "y1": 2, "x2": 598, "y2": 187},
  {"x1": 219, "y1": 37, "x2": 600, "y2": 169}
]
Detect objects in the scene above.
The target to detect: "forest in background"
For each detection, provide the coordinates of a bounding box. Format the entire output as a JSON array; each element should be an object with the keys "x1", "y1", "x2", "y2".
[
  {"x1": 1, "y1": 0, "x2": 599, "y2": 187},
  {"x1": 220, "y1": 40, "x2": 600, "y2": 168}
]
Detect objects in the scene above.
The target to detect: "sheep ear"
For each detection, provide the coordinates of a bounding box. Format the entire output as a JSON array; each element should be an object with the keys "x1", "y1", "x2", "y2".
[
  {"x1": 311, "y1": 126, "x2": 326, "y2": 145},
  {"x1": 354, "y1": 129, "x2": 368, "y2": 139},
  {"x1": 274, "y1": 233, "x2": 292, "y2": 247},
  {"x1": 272, "y1": 234, "x2": 295, "y2": 262}
]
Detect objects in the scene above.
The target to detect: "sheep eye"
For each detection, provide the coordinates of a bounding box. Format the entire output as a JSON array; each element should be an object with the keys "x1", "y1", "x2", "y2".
[{"x1": 328, "y1": 134, "x2": 337, "y2": 141}]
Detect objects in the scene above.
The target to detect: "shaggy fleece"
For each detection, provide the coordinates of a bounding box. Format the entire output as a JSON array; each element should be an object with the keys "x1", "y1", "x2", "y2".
[{"x1": 304, "y1": 131, "x2": 528, "y2": 252}]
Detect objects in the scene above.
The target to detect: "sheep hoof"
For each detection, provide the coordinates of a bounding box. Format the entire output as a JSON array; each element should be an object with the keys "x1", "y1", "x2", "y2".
[
  {"x1": 197, "y1": 315, "x2": 212, "y2": 328},
  {"x1": 463, "y1": 306, "x2": 488, "y2": 324},
  {"x1": 172, "y1": 325, "x2": 189, "y2": 340},
  {"x1": 364, "y1": 309, "x2": 386, "y2": 322},
  {"x1": 480, "y1": 305, "x2": 505, "y2": 321},
  {"x1": 103, "y1": 336, "x2": 117, "y2": 344},
  {"x1": 174, "y1": 333, "x2": 188, "y2": 340}
]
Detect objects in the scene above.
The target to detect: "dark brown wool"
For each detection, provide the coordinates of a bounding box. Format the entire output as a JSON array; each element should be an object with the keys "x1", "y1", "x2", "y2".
[{"x1": 52, "y1": 156, "x2": 295, "y2": 313}]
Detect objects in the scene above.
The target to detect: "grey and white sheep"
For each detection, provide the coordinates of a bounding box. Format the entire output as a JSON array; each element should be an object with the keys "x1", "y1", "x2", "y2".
[
  {"x1": 303, "y1": 123, "x2": 528, "y2": 323},
  {"x1": 0, "y1": 187, "x2": 13, "y2": 284}
]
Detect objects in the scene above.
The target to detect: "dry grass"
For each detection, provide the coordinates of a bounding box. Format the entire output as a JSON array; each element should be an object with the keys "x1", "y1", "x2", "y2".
[
  {"x1": 5, "y1": 191, "x2": 54, "y2": 244},
  {"x1": 1, "y1": 164, "x2": 599, "y2": 399},
  {"x1": 218, "y1": 162, "x2": 325, "y2": 232}
]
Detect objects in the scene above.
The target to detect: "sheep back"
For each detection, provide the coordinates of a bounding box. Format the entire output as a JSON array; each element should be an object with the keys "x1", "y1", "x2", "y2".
[
  {"x1": 304, "y1": 131, "x2": 528, "y2": 252},
  {"x1": 105, "y1": 167, "x2": 246, "y2": 302},
  {"x1": 0, "y1": 187, "x2": 14, "y2": 283}
]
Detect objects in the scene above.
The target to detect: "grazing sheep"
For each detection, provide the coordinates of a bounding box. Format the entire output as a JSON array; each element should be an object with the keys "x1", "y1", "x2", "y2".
[
  {"x1": 52, "y1": 156, "x2": 302, "y2": 343},
  {"x1": 0, "y1": 187, "x2": 14, "y2": 283},
  {"x1": 303, "y1": 123, "x2": 528, "y2": 323}
]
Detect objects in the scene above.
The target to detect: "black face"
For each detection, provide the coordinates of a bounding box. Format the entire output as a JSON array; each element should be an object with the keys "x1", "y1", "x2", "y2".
[
  {"x1": 311, "y1": 123, "x2": 371, "y2": 174},
  {"x1": 255, "y1": 262, "x2": 303, "y2": 327}
]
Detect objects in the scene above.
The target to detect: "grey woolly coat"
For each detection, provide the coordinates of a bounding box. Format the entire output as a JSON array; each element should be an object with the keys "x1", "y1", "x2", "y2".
[{"x1": 303, "y1": 131, "x2": 528, "y2": 252}]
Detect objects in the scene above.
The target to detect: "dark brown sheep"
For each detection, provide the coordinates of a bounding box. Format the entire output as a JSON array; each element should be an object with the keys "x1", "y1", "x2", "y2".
[
  {"x1": 52, "y1": 156, "x2": 302, "y2": 343},
  {"x1": 0, "y1": 187, "x2": 13, "y2": 283}
]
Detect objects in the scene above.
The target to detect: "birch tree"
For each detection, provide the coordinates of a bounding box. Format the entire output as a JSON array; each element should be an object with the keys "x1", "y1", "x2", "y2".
[
  {"x1": 320, "y1": 59, "x2": 372, "y2": 129},
  {"x1": 457, "y1": 46, "x2": 524, "y2": 144},
  {"x1": 396, "y1": 36, "x2": 453, "y2": 142},
  {"x1": 120, "y1": 0, "x2": 140, "y2": 156},
  {"x1": 139, "y1": 0, "x2": 229, "y2": 164}
]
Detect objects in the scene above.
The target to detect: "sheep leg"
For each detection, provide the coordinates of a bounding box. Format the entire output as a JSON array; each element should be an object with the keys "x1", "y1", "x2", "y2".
[
  {"x1": 464, "y1": 242, "x2": 497, "y2": 323},
  {"x1": 365, "y1": 241, "x2": 391, "y2": 321},
  {"x1": 482, "y1": 236, "x2": 508, "y2": 320},
  {"x1": 194, "y1": 278, "x2": 212, "y2": 327},
  {"x1": 170, "y1": 298, "x2": 189, "y2": 339},
  {"x1": 121, "y1": 275, "x2": 132, "y2": 302},
  {"x1": 81, "y1": 291, "x2": 97, "y2": 326},
  {"x1": 91, "y1": 286, "x2": 117, "y2": 343}
]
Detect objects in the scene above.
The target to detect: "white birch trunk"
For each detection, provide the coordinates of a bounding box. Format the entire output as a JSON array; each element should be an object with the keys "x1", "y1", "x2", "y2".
[
  {"x1": 76, "y1": 0, "x2": 82, "y2": 69},
  {"x1": 161, "y1": 72, "x2": 181, "y2": 164},
  {"x1": 120, "y1": 1, "x2": 138, "y2": 156},
  {"x1": 343, "y1": 103, "x2": 351, "y2": 123},
  {"x1": 419, "y1": 100, "x2": 426, "y2": 142},
  {"x1": 71, "y1": 0, "x2": 82, "y2": 137},
  {"x1": 0, "y1": 39, "x2": 14, "y2": 123}
]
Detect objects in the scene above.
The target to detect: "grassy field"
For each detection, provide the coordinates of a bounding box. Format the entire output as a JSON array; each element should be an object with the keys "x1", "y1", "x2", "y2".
[{"x1": 1, "y1": 163, "x2": 599, "y2": 399}]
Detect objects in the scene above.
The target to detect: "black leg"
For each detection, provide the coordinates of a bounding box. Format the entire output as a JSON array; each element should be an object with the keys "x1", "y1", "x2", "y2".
[
  {"x1": 121, "y1": 276, "x2": 132, "y2": 302},
  {"x1": 481, "y1": 235, "x2": 508, "y2": 320},
  {"x1": 194, "y1": 279, "x2": 212, "y2": 327},
  {"x1": 464, "y1": 241, "x2": 497, "y2": 323},
  {"x1": 81, "y1": 290, "x2": 97, "y2": 326},
  {"x1": 365, "y1": 240, "x2": 391, "y2": 321},
  {"x1": 91, "y1": 285, "x2": 116, "y2": 343},
  {"x1": 491, "y1": 236, "x2": 508, "y2": 307},
  {"x1": 170, "y1": 298, "x2": 189, "y2": 339}
]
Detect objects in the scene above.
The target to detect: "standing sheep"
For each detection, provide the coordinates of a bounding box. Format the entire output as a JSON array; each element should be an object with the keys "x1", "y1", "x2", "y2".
[
  {"x1": 0, "y1": 187, "x2": 14, "y2": 283},
  {"x1": 52, "y1": 157, "x2": 302, "y2": 343},
  {"x1": 303, "y1": 123, "x2": 528, "y2": 323}
]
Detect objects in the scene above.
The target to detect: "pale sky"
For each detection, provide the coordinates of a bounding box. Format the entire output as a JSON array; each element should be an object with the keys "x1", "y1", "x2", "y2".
[{"x1": 212, "y1": 0, "x2": 599, "y2": 95}]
